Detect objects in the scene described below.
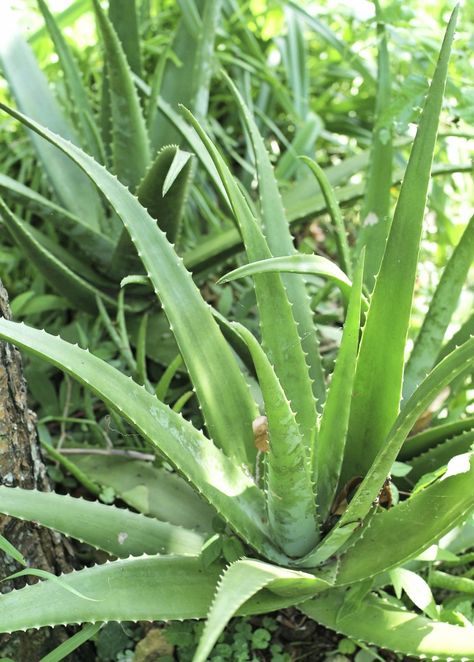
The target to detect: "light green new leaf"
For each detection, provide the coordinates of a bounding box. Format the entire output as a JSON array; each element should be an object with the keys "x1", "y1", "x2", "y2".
[
  {"x1": 0, "y1": 103, "x2": 258, "y2": 466},
  {"x1": 193, "y1": 559, "x2": 331, "y2": 662},
  {"x1": 404, "y1": 214, "x2": 474, "y2": 398},
  {"x1": 0, "y1": 533, "x2": 26, "y2": 567},
  {"x1": 389, "y1": 569, "x2": 438, "y2": 619},
  {"x1": 181, "y1": 107, "x2": 317, "y2": 449},
  {"x1": 224, "y1": 72, "x2": 325, "y2": 406},
  {"x1": 301, "y1": 589, "x2": 474, "y2": 660},
  {"x1": 37, "y1": 0, "x2": 104, "y2": 163},
  {"x1": 0, "y1": 199, "x2": 115, "y2": 314},
  {"x1": 0, "y1": 486, "x2": 204, "y2": 557},
  {"x1": 0, "y1": 4, "x2": 102, "y2": 227},
  {"x1": 0, "y1": 320, "x2": 283, "y2": 562},
  {"x1": 92, "y1": 0, "x2": 150, "y2": 190},
  {"x1": 341, "y1": 7, "x2": 459, "y2": 482},
  {"x1": 232, "y1": 323, "x2": 319, "y2": 556},
  {"x1": 219, "y1": 254, "x2": 353, "y2": 302},
  {"x1": 315, "y1": 252, "x2": 365, "y2": 521}
]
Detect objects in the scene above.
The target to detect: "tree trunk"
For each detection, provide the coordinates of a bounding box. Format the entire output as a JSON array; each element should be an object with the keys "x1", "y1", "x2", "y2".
[{"x1": 0, "y1": 281, "x2": 84, "y2": 660}]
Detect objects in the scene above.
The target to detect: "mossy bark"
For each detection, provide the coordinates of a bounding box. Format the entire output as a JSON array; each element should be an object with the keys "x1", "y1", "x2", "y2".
[{"x1": 0, "y1": 281, "x2": 86, "y2": 660}]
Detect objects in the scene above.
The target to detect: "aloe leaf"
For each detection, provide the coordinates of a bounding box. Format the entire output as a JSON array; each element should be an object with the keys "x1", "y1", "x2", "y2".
[
  {"x1": 137, "y1": 145, "x2": 193, "y2": 242},
  {"x1": 0, "y1": 486, "x2": 204, "y2": 557},
  {"x1": 315, "y1": 252, "x2": 365, "y2": 522},
  {"x1": 232, "y1": 323, "x2": 319, "y2": 556},
  {"x1": 404, "y1": 214, "x2": 474, "y2": 399},
  {"x1": 335, "y1": 453, "x2": 474, "y2": 584},
  {"x1": 193, "y1": 559, "x2": 331, "y2": 662},
  {"x1": 403, "y1": 429, "x2": 474, "y2": 486},
  {"x1": 301, "y1": 589, "x2": 474, "y2": 660},
  {"x1": 399, "y1": 416, "x2": 474, "y2": 460},
  {"x1": 37, "y1": 0, "x2": 104, "y2": 163},
  {"x1": 69, "y1": 455, "x2": 215, "y2": 533},
  {"x1": 296, "y1": 337, "x2": 474, "y2": 567},
  {"x1": 0, "y1": 555, "x2": 303, "y2": 634},
  {"x1": 0, "y1": 103, "x2": 258, "y2": 467},
  {"x1": 0, "y1": 199, "x2": 115, "y2": 314},
  {"x1": 224, "y1": 71, "x2": 325, "y2": 406},
  {"x1": 341, "y1": 7, "x2": 459, "y2": 482},
  {"x1": 331, "y1": 338, "x2": 474, "y2": 537},
  {"x1": 0, "y1": 173, "x2": 114, "y2": 270},
  {"x1": 219, "y1": 255, "x2": 352, "y2": 301},
  {"x1": 354, "y1": 1, "x2": 393, "y2": 289},
  {"x1": 29, "y1": 0, "x2": 89, "y2": 47},
  {"x1": 182, "y1": 107, "x2": 317, "y2": 450},
  {"x1": 0, "y1": 533, "x2": 26, "y2": 566},
  {"x1": 108, "y1": 0, "x2": 142, "y2": 76},
  {"x1": 300, "y1": 157, "x2": 352, "y2": 277},
  {"x1": 0, "y1": 320, "x2": 284, "y2": 562},
  {"x1": 92, "y1": 0, "x2": 150, "y2": 190},
  {"x1": 39, "y1": 623, "x2": 102, "y2": 662},
  {"x1": 0, "y1": 4, "x2": 102, "y2": 227},
  {"x1": 438, "y1": 310, "x2": 474, "y2": 362},
  {"x1": 150, "y1": 0, "x2": 221, "y2": 149}
]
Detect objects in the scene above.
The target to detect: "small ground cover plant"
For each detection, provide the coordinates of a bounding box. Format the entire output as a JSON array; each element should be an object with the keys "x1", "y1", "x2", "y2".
[{"x1": 0, "y1": 1, "x2": 473, "y2": 661}]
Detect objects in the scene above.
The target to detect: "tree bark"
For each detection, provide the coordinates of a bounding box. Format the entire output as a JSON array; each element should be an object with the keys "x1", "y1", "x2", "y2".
[{"x1": 0, "y1": 281, "x2": 82, "y2": 660}]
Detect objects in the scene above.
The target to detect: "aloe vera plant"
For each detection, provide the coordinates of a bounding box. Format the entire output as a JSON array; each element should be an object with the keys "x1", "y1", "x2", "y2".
[{"x1": 0, "y1": 4, "x2": 473, "y2": 661}]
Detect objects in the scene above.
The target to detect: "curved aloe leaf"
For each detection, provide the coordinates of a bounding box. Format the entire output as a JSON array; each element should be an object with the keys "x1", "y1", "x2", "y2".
[
  {"x1": 0, "y1": 555, "x2": 306, "y2": 634},
  {"x1": 0, "y1": 4, "x2": 102, "y2": 227},
  {"x1": 403, "y1": 429, "x2": 474, "y2": 486},
  {"x1": 335, "y1": 453, "x2": 474, "y2": 584},
  {"x1": 404, "y1": 214, "x2": 474, "y2": 398},
  {"x1": 0, "y1": 199, "x2": 115, "y2": 314},
  {"x1": 399, "y1": 416, "x2": 474, "y2": 460},
  {"x1": 0, "y1": 319, "x2": 285, "y2": 563},
  {"x1": 296, "y1": 337, "x2": 474, "y2": 567},
  {"x1": 182, "y1": 107, "x2": 317, "y2": 450},
  {"x1": 70, "y1": 455, "x2": 215, "y2": 533},
  {"x1": 233, "y1": 323, "x2": 319, "y2": 556},
  {"x1": 0, "y1": 486, "x2": 203, "y2": 557},
  {"x1": 300, "y1": 157, "x2": 352, "y2": 277},
  {"x1": 315, "y1": 253, "x2": 364, "y2": 521},
  {"x1": 137, "y1": 145, "x2": 193, "y2": 241},
  {"x1": 354, "y1": 2, "x2": 393, "y2": 289},
  {"x1": 301, "y1": 589, "x2": 474, "y2": 660},
  {"x1": 37, "y1": 0, "x2": 104, "y2": 163},
  {"x1": 92, "y1": 0, "x2": 150, "y2": 190},
  {"x1": 0, "y1": 173, "x2": 114, "y2": 270},
  {"x1": 341, "y1": 7, "x2": 459, "y2": 482},
  {"x1": 224, "y1": 72, "x2": 325, "y2": 406},
  {"x1": 0, "y1": 103, "x2": 258, "y2": 466},
  {"x1": 194, "y1": 559, "x2": 331, "y2": 662},
  {"x1": 219, "y1": 254, "x2": 352, "y2": 301}
]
